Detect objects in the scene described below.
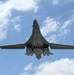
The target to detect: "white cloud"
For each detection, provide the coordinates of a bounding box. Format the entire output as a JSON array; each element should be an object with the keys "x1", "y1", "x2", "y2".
[
  {"x1": 41, "y1": 17, "x2": 60, "y2": 37},
  {"x1": 22, "y1": 73, "x2": 28, "y2": 75},
  {"x1": 41, "y1": 16, "x2": 74, "y2": 43},
  {"x1": 24, "y1": 63, "x2": 33, "y2": 71},
  {"x1": 59, "y1": 18, "x2": 74, "y2": 37},
  {"x1": 13, "y1": 24, "x2": 21, "y2": 31},
  {"x1": 52, "y1": 0, "x2": 74, "y2": 5},
  {"x1": 46, "y1": 34, "x2": 59, "y2": 43},
  {"x1": 0, "y1": 25, "x2": 7, "y2": 41},
  {"x1": 0, "y1": 0, "x2": 39, "y2": 41},
  {"x1": 21, "y1": 58, "x2": 74, "y2": 75},
  {"x1": 9, "y1": 0, "x2": 39, "y2": 12},
  {"x1": 66, "y1": 0, "x2": 74, "y2": 2},
  {"x1": 10, "y1": 16, "x2": 21, "y2": 31},
  {"x1": 52, "y1": 0, "x2": 59, "y2": 5},
  {"x1": 0, "y1": 1, "x2": 12, "y2": 41}
]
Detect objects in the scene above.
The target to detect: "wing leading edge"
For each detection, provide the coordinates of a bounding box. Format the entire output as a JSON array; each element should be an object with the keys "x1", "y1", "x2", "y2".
[
  {"x1": 0, "y1": 43, "x2": 25, "y2": 49},
  {"x1": 49, "y1": 43, "x2": 74, "y2": 49}
]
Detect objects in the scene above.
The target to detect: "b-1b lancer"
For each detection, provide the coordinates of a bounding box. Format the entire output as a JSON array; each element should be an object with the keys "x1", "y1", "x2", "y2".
[{"x1": 0, "y1": 20, "x2": 74, "y2": 60}]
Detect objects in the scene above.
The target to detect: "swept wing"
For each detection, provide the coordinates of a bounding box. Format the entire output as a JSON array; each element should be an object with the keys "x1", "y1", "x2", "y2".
[
  {"x1": 0, "y1": 43, "x2": 25, "y2": 49},
  {"x1": 49, "y1": 43, "x2": 74, "y2": 49}
]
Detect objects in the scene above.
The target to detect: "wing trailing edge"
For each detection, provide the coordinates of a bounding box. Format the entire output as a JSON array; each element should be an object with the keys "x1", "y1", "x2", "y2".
[
  {"x1": 0, "y1": 43, "x2": 25, "y2": 49},
  {"x1": 49, "y1": 43, "x2": 74, "y2": 49}
]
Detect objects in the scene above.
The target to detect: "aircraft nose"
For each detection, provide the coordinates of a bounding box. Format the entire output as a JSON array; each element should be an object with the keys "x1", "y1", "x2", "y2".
[
  {"x1": 33, "y1": 20, "x2": 39, "y2": 27},
  {"x1": 34, "y1": 20, "x2": 37, "y2": 23}
]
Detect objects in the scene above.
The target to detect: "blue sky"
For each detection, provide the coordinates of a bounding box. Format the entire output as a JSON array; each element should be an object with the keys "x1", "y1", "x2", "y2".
[{"x1": 0, "y1": 0, "x2": 74, "y2": 75}]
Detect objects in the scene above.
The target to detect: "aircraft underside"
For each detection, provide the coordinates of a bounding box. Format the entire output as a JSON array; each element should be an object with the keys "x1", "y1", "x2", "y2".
[
  {"x1": 25, "y1": 45, "x2": 53, "y2": 60},
  {"x1": 0, "y1": 20, "x2": 74, "y2": 60}
]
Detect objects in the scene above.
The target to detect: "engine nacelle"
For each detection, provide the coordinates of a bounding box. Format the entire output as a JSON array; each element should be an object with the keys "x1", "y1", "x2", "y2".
[
  {"x1": 30, "y1": 51, "x2": 33, "y2": 56},
  {"x1": 26, "y1": 48, "x2": 33, "y2": 56},
  {"x1": 43, "y1": 48, "x2": 50, "y2": 56}
]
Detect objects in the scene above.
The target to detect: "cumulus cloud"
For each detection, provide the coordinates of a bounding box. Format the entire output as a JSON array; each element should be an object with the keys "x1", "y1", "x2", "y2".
[
  {"x1": 0, "y1": 0, "x2": 39, "y2": 41},
  {"x1": 21, "y1": 58, "x2": 74, "y2": 75},
  {"x1": 8, "y1": 0, "x2": 39, "y2": 12},
  {"x1": 24, "y1": 63, "x2": 33, "y2": 71},
  {"x1": 10, "y1": 16, "x2": 21, "y2": 31},
  {"x1": 0, "y1": 1, "x2": 11, "y2": 41},
  {"x1": 41, "y1": 17, "x2": 60, "y2": 37},
  {"x1": 52, "y1": 0, "x2": 74, "y2": 5},
  {"x1": 41, "y1": 16, "x2": 74, "y2": 43}
]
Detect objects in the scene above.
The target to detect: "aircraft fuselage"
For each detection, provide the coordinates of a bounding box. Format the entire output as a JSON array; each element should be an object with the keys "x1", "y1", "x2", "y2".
[
  {"x1": 25, "y1": 20, "x2": 52, "y2": 60},
  {"x1": 1, "y1": 20, "x2": 74, "y2": 60}
]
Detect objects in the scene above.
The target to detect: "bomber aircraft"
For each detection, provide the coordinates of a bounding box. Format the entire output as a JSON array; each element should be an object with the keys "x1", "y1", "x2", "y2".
[{"x1": 0, "y1": 20, "x2": 74, "y2": 60}]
